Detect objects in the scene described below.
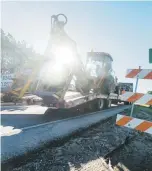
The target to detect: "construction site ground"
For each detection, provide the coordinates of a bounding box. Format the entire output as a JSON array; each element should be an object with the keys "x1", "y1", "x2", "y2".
[{"x1": 3, "y1": 105, "x2": 152, "y2": 171}]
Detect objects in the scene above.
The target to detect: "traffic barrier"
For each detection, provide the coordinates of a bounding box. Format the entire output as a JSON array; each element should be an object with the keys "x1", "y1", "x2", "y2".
[
  {"x1": 126, "y1": 69, "x2": 152, "y2": 79},
  {"x1": 120, "y1": 67, "x2": 152, "y2": 105},
  {"x1": 116, "y1": 114, "x2": 152, "y2": 134},
  {"x1": 116, "y1": 67, "x2": 152, "y2": 134},
  {"x1": 120, "y1": 92, "x2": 152, "y2": 105}
]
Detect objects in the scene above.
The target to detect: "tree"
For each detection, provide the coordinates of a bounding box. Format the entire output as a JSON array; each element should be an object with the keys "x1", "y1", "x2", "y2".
[{"x1": 1, "y1": 29, "x2": 42, "y2": 74}]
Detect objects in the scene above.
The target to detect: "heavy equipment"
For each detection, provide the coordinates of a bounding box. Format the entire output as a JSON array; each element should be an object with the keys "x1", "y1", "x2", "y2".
[
  {"x1": 1, "y1": 14, "x2": 120, "y2": 109},
  {"x1": 33, "y1": 14, "x2": 118, "y2": 106}
]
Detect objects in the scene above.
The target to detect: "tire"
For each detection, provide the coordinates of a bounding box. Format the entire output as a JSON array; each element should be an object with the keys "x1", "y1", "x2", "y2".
[
  {"x1": 112, "y1": 100, "x2": 118, "y2": 105},
  {"x1": 2, "y1": 94, "x2": 12, "y2": 102},
  {"x1": 95, "y1": 98, "x2": 105, "y2": 111},
  {"x1": 105, "y1": 99, "x2": 111, "y2": 108}
]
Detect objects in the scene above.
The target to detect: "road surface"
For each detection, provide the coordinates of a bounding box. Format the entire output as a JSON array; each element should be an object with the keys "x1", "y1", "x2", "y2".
[
  {"x1": 1, "y1": 105, "x2": 49, "y2": 128},
  {"x1": 1, "y1": 105, "x2": 130, "y2": 165},
  {"x1": 1, "y1": 104, "x2": 122, "y2": 129}
]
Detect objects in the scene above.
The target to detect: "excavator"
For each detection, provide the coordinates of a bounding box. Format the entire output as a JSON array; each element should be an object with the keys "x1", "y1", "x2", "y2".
[{"x1": 2, "y1": 14, "x2": 117, "y2": 107}]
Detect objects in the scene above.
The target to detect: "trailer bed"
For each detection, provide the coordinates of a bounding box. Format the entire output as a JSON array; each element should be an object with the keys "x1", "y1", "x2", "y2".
[
  {"x1": 22, "y1": 90, "x2": 120, "y2": 109},
  {"x1": 63, "y1": 91, "x2": 120, "y2": 108}
]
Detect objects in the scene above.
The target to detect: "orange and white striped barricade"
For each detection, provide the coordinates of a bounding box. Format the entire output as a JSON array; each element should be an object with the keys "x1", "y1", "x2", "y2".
[
  {"x1": 120, "y1": 92, "x2": 152, "y2": 105},
  {"x1": 126, "y1": 69, "x2": 152, "y2": 79},
  {"x1": 120, "y1": 67, "x2": 152, "y2": 106},
  {"x1": 116, "y1": 67, "x2": 152, "y2": 134},
  {"x1": 116, "y1": 114, "x2": 152, "y2": 134}
]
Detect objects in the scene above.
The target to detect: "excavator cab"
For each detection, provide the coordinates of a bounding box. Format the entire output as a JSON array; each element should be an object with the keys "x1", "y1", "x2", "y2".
[
  {"x1": 85, "y1": 52, "x2": 116, "y2": 94},
  {"x1": 86, "y1": 52, "x2": 113, "y2": 76}
]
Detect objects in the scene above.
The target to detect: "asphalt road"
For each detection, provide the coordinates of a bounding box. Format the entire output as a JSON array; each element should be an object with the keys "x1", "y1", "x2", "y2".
[
  {"x1": 1, "y1": 105, "x2": 50, "y2": 129},
  {"x1": 1, "y1": 105, "x2": 78, "y2": 129},
  {"x1": 1, "y1": 105, "x2": 88, "y2": 129},
  {"x1": 1, "y1": 104, "x2": 120, "y2": 129},
  {"x1": 1, "y1": 105, "x2": 130, "y2": 164}
]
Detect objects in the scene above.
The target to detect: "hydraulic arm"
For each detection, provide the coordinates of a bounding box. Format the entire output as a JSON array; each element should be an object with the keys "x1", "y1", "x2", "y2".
[{"x1": 34, "y1": 14, "x2": 90, "y2": 105}]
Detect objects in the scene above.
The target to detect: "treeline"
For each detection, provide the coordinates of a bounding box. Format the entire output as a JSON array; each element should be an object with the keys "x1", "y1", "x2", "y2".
[{"x1": 1, "y1": 29, "x2": 42, "y2": 74}]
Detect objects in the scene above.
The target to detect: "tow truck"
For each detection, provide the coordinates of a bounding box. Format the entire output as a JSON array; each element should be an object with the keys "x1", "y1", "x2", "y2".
[{"x1": 2, "y1": 14, "x2": 124, "y2": 110}]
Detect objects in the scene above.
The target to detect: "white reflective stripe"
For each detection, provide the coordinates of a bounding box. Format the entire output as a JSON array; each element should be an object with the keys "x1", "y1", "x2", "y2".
[
  {"x1": 116, "y1": 114, "x2": 124, "y2": 122},
  {"x1": 120, "y1": 92, "x2": 134, "y2": 101},
  {"x1": 124, "y1": 118, "x2": 143, "y2": 129},
  {"x1": 137, "y1": 69, "x2": 152, "y2": 79},
  {"x1": 135, "y1": 94, "x2": 152, "y2": 104},
  {"x1": 145, "y1": 127, "x2": 152, "y2": 134},
  {"x1": 126, "y1": 69, "x2": 132, "y2": 75}
]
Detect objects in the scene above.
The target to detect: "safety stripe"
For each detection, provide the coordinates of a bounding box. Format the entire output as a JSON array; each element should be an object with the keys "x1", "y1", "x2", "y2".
[
  {"x1": 127, "y1": 93, "x2": 144, "y2": 102},
  {"x1": 120, "y1": 92, "x2": 152, "y2": 105},
  {"x1": 116, "y1": 114, "x2": 152, "y2": 134},
  {"x1": 135, "y1": 121, "x2": 152, "y2": 132},
  {"x1": 136, "y1": 69, "x2": 151, "y2": 79},
  {"x1": 120, "y1": 92, "x2": 134, "y2": 101},
  {"x1": 116, "y1": 115, "x2": 133, "y2": 126},
  {"x1": 145, "y1": 127, "x2": 152, "y2": 134},
  {"x1": 144, "y1": 71, "x2": 152, "y2": 79},
  {"x1": 146, "y1": 99, "x2": 152, "y2": 105},
  {"x1": 135, "y1": 94, "x2": 152, "y2": 105},
  {"x1": 125, "y1": 118, "x2": 143, "y2": 129},
  {"x1": 126, "y1": 69, "x2": 152, "y2": 79},
  {"x1": 126, "y1": 69, "x2": 141, "y2": 78},
  {"x1": 116, "y1": 114, "x2": 124, "y2": 122}
]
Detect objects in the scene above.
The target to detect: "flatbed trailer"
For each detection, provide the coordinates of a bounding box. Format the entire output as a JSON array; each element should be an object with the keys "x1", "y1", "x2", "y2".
[{"x1": 29, "y1": 90, "x2": 121, "y2": 111}]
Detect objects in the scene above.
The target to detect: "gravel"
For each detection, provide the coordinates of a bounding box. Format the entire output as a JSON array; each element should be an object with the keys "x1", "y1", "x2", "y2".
[
  {"x1": 3, "y1": 114, "x2": 152, "y2": 171},
  {"x1": 123, "y1": 105, "x2": 152, "y2": 121}
]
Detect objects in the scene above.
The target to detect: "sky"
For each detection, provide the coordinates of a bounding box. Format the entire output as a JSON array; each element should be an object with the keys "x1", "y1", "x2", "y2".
[{"x1": 1, "y1": 1, "x2": 152, "y2": 93}]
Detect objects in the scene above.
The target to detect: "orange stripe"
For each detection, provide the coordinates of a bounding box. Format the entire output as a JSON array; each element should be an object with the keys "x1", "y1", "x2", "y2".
[
  {"x1": 126, "y1": 69, "x2": 141, "y2": 78},
  {"x1": 144, "y1": 71, "x2": 152, "y2": 79},
  {"x1": 127, "y1": 93, "x2": 144, "y2": 102},
  {"x1": 116, "y1": 116, "x2": 133, "y2": 126},
  {"x1": 146, "y1": 99, "x2": 152, "y2": 105},
  {"x1": 135, "y1": 121, "x2": 152, "y2": 132}
]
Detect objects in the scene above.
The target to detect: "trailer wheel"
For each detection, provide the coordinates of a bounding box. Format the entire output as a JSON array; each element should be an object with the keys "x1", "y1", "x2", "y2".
[
  {"x1": 112, "y1": 100, "x2": 118, "y2": 105},
  {"x1": 79, "y1": 102, "x2": 93, "y2": 113},
  {"x1": 96, "y1": 98, "x2": 105, "y2": 111},
  {"x1": 2, "y1": 94, "x2": 12, "y2": 102},
  {"x1": 105, "y1": 99, "x2": 111, "y2": 108},
  {"x1": 87, "y1": 101, "x2": 95, "y2": 112}
]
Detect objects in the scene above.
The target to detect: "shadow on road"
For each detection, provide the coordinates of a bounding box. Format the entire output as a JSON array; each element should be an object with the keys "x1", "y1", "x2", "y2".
[{"x1": 1, "y1": 104, "x2": 98, "y2": 129}]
